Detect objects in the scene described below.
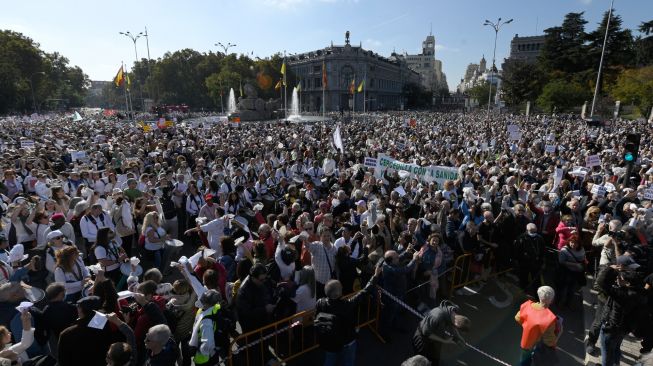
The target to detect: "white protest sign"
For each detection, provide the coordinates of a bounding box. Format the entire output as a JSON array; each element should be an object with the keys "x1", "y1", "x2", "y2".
[
  {"x1": 644, "y1": 189, "x2": 653, "y2": 200},
  {"x1": 591, "y1": 184, "x2": 607, "y2": 198},
  {"x1": 363, "y1": 157, "x2": 377, "y2": 168},
  {"x1": 585, "y1": 154, "x2": 601, "y2": 168},
  {"x1": 20, "y1": 140, "x2": 35, "y2": 149},
  {"x1": 304, "y1": 125, "x2": 313, "y2": 132},
  {"x1": 481, "y1": 142, "x2": 489, "y2": 151},
  {"x1": 509, "y1": 131, "x2": 522, "y2": 141},
  {"x1": 545, "y1": 145, "x2": 556, "y2": 153},
  {"x1": 373, "y1": 154, "x2": 459, "y2": 187},
  {"x1": 88, "y1": 311, "x2": 108, "y2": 330},
  {"x1": 393, "y1": 186, "x2": 407, "y2": 197},
  {"x1": 507, "y1": 124, "x2": 520, "y2": 133},
  {"x1": 553, "y1": 168, "x2": 564, "y2": 190},
  {"x1": 71, "y1": 151, "x2": 87, "y2": 161}
]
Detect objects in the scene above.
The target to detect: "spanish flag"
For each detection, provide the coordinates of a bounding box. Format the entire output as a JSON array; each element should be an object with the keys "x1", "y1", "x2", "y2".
[
  {"x1": 274, "y1": 79, "x2": 282, "y2": 90},
  {"x1": 114, "y1": 66, "x2": 124, "y2": 87},
  {"x1": 280, "y1": 61, "x2": 286, "y2": 75},
  {"x1": 357, "y1": 80, "x2": 364, "y2": 93},
  {"x1": 349, "y1": 78, "x2": 355, "y2": 95}
]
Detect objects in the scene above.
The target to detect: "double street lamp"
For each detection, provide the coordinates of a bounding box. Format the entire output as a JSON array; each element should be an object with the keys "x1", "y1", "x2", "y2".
[
  {"x1": 29, "y1": 71, "x2": 46, "y2": 113},
  {"x1": 483, "y1": 17, "x2": 513, "y2": 118},
  {"x1": 215, "y1": 42, "x2": 237, "y2": 55},
  {"x1": 119, "y1": 31, "x2": 145, "y2": 110}
]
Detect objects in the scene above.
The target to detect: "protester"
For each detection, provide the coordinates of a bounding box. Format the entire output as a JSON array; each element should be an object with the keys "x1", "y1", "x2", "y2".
[
  {"x1": 515, "y1": 286, "x2": 562, "y2": 366},
  {"x1": 1, "y1": 109, "x2": 653, "y2": 365},
  {"x1": 411, "y1": 300, "x2": 470, "y2": 366}
]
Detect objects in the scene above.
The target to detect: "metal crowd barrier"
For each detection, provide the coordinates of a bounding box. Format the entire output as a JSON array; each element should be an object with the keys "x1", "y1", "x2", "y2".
[
  {"x1": 226, "y1": 289, "x2": 383, "y2": 366},
  {"x1": 449, "y1": 251, "x2": 512, "y2": 297}
]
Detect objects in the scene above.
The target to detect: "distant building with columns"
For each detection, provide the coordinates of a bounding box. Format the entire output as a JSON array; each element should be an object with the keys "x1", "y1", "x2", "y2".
[{"x1": 286, "y1": 31, "x2": 420, "y2": 112}]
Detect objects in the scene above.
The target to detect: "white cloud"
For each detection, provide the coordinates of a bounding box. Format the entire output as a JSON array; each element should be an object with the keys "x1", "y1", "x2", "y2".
[
  {"x1": 434, "y1": 44, "x2": 460, "y2": 53},
  {"x1": 579, "y1": 0, "x2": 592, "y2": 4}
]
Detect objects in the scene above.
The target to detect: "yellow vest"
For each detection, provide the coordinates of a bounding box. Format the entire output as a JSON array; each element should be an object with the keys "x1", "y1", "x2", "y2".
[{"x1": 193, "y1": 304, "x2": 221, "y2": 365}]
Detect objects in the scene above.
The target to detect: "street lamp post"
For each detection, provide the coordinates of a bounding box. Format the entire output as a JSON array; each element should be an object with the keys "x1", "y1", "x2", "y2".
[
  {"x1": 215, "y1": 42, "x2": 237, "y2": 55},
  {"x1": 119, "y1": 31, "x2": 144, "y2": 110},
  {"x1": 29, "y1": 71, "x2": 46, "y2": 113},
  {"x1": 590, "y1": 0, "x2": 615, "y2": 118},
  {"x1": 483, "y1": 17, "x2": 513, "y2": 118}
]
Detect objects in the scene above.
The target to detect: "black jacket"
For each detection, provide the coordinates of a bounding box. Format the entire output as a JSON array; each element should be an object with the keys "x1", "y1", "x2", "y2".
[
  {"x1": 513, "y1": 233, "x2": 545, "y2": 267},
  {"x1": 236, "y1": 276, "x2": 272, "y2": 332},
  {"x1": 597, "y1": 266, "x2": 646, "y2": 333},
  {"x1": 315, "y1": 274, "x2": 378, "y2": 352},
  {"x1": 58, "y1": 316, "x2": 124, "y2": 366}
]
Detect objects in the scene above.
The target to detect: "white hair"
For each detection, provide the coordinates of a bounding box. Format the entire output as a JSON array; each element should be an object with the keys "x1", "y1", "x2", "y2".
[
  {"x1": 147, "y1": 324, "x2": 171, "y2": 345},
  {"x1": 608, "y1": 220, "x2": 622, "y2": 232},
  {"x1": 537, "y1": 286, "x2": 555, "y2": 306}
]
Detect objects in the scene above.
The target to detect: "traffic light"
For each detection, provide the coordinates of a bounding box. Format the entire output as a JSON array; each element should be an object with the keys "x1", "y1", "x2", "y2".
[{"x1": 623, "y1": 133, "x2": 641, "y2": 164}]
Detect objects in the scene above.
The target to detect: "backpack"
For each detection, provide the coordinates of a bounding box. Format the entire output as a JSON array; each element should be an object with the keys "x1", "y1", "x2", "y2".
[{"x1": 314, "y1": 306, "x2": 342, "y2": 345}]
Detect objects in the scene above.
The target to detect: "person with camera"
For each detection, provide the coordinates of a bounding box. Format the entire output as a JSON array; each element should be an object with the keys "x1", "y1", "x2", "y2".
[
  {"x1": 595, "y1": 255, "x2": 647, "y2": 366},
  {"x1": 119, "y1": 281, "x2": 167, "y2": 363},
  {"x1": 380, "y1": 246, "x2": 420, "y2": 340}
]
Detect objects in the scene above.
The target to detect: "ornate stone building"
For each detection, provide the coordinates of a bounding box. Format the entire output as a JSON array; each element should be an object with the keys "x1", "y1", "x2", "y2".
[
  {"x1": 396, "y1": 33, "x2": 449, "y2": 93},
  {"x1": 287, "y1": 32, "x2": 420, "y2": 112}
]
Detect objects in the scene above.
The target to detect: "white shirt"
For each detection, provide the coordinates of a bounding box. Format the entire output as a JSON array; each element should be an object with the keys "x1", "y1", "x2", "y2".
[
  {"x1": 54, "y1": 257, "x2": 89, "y2": 296},
  {"x1": 94, "y1": 239, "x2": 123, "y2": 272},
  {"x1": 189, "y1": 307, "x2": 216, "y2": 359},
  {"x1": 292, "y1": 284, "x2": 316, "y2": 313},
  {"x1": 186, "y1": 194, "x2": 205, "y2": 216},
  {"x1": 334, "y1": 236, "x2": 360, "y2": 258},
  {"x1": 35, "y1": 180, "x2": 51, "y2": 200},
  {"x1": 200, "y1": 217, "x2": 227, "y2": 256},
  {"x1": 80, "y1": 211, "x2": 114, "y2": 243},
  {"x1": 45, "y1": 244, "x2": 67, "y2": 274},
  {"x1": 307, "y1": 167, "x2": 324, "y2": 186},
  {"x1": 144, "y1": 226, "x2": 166, "y2": 251}
]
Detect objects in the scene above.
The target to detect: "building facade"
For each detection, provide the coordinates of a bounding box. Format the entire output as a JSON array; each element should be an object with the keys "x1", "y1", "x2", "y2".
[
  {"x1": 287, "y1": 32, "x2": 420, "y2": 112},
  {"x1": 396, "y1": 33, "x2": 449, "y2": 93},
  {"x1": 506, "y1": 34, "x2": 546, "y2": 64}
]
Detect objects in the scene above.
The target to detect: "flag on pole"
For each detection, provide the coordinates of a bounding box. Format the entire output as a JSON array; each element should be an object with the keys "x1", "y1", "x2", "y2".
[
  {"x1": 525, "y1": 101, "x2": 530, "y2": 117},
  {"x1": 126, "y1": 74, "x2": 131, "y2": 91},
  {"x1": 239, "y1": 81, "x2": 243, "y2": 97},
  {"x1": 581, "y1": 101, "x2": 587, "y2": 119},
  {"x1": 296, "y1": 80, "x2": 301, "y2": 92},
  {"x1": 357, "y1": 80, "x2": 364, "y2": 93},
  {"x1": 275, "y1": 79, "x2": 282, "y2": 90},
  {"x1": 280, "y1": 61, "x2": 286, "y2": 75},
  {"x1": 322, "y1": 61, "x2": 327, "y2": 89},
  {"x1": 333, "y1": 125, "x2": 344, "y2": 153},
  {"x1": 349, "y1": 78, "x2": 355, "y2": 95},
  {"x1": 114, "y1": 66, "x2": 124, "y2": 87}
]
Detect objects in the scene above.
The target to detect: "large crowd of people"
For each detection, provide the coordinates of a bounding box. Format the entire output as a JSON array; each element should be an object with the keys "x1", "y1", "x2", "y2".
[{"x1": 0, "y1": 110, "x2": 652, "y2": 366}]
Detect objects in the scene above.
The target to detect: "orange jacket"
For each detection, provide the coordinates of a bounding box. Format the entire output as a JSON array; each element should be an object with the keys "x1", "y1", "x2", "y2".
[{"x1": 515, "y1": 300, "x2": 557, "y2": 350}]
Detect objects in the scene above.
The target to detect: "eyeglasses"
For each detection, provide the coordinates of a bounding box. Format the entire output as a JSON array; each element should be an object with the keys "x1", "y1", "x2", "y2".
[{"x1": 54, "y1": 236, "x2": 63, "y2": 240}]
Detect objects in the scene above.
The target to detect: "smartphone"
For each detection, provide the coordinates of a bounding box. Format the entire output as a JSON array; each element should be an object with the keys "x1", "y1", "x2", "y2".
[{"x1": 598, "y1": 214, "x2": 606, "y2": 224}]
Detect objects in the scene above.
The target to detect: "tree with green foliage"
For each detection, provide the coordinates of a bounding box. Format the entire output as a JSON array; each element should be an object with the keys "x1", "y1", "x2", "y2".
[
  {"x1": 635, "y1": 20, "x2": 653, "y2": 67},
  {"x1": 0, "y1": 30, "x2": 89, "y2": 114},
  {"x1": 468, "y1": 81, "x2": 493, "y2": 107},
  {"x1": 537, "y1": 79, "x2": 590, "y2": 112},
  {"x1": 500, "y1": 60, "x2": 545, "y2": 107},
  {"x1": 610, "y1": 66, "x2": 653, "y2": 117}
]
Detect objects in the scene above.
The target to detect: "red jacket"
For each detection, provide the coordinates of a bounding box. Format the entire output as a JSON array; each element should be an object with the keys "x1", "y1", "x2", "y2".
[
  {"x1": 528, "y1": 201, "x2": 560, "y2": 237},
  {"x1": 194, "y1": 262, "x2": 227, "y2": 297}
]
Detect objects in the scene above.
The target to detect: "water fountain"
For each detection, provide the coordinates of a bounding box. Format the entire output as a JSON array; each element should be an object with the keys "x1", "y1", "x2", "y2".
[
  {"x1": 288, "y1": 87, "x2": 301, "y2": 121},
  {"x1": 227, "y1": 88, "x2": 237, "y2": 114}
]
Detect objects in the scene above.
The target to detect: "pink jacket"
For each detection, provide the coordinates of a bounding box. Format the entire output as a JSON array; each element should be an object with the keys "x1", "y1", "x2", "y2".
[{"x1": 555, "y1": 222, "x2": 576, "y2": 250}]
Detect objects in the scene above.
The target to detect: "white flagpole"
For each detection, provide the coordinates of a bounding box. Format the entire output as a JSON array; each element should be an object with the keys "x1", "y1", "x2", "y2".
[
  {"x1": 322, "y1": 61, "x2": 326, "y2": 117},
  {"x1": 283, "y1": 52, "x2": 287, "y2": 119},
  {"x1": 352, "y1": 74, "x2": 355, "y2": 114}
]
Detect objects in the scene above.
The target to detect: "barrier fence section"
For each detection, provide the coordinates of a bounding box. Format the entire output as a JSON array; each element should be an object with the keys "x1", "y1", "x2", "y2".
[
  {"x1": 449, "y1": 252, "x2": 512, "y2": 297},
  {"x1": 226, "y1": 289, "x2": 383, "y2": 366}
]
